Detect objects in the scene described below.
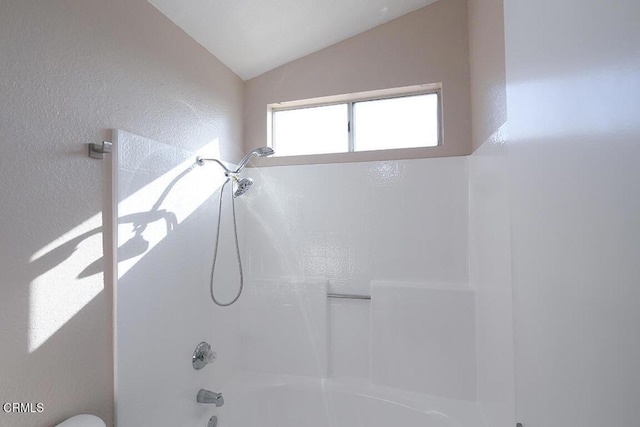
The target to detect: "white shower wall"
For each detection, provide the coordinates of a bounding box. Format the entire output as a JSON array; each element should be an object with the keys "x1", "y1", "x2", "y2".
[
  {"x1": 505, "y1": 0, "x2": 640, "y2": 425},
  {"x1": 240, "y1": 157, "x2": 469, "y2": 291},
  {"x1": 115, "y1": 131, "x2": 244, "y2": 427},
  {"x1": 469, "y1": 137, "x2": 515, "y2": 426},
  {"x1": 113, "y1": 130, "x2": 481, "y2": 425},
  {"x1": 114, "y1": 143, "x2": 498, "y2": 425},
  {"x1": 236, "y1": 157, "x2": 477, "y2": 402}
]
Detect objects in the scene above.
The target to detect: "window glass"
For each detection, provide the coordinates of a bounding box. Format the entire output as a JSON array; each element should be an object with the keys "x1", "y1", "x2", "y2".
[
  {"x1": 353, "y1": 93, "x2": 439, "y2": 152},
  {"x1": 273, "y1": 104, "x2": 348, "y2": 156},
  {"x1": 270, "y1": 88, "x2": 441, "y2": 158}
]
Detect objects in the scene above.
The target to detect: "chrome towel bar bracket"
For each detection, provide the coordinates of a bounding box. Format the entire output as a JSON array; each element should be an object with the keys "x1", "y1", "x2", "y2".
[{"x1": 88, "y1": 141, "x2": 112, "y2": 159}]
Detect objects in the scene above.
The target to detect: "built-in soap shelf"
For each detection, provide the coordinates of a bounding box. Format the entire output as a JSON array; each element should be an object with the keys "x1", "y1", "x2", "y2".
[{"x1": 326, "y1": 280, "x2": 372, "y2": 379}]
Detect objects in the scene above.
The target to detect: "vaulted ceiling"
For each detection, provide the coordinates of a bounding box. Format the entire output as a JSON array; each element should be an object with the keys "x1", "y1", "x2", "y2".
[{"x1": 148, "y1": 0, "x2": 437, "y2": 80}]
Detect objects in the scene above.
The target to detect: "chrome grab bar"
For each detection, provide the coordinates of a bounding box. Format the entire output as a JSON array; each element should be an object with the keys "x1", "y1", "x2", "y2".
[{"x1": 327, "y1": 293, "x2": 371, "y2": 300}]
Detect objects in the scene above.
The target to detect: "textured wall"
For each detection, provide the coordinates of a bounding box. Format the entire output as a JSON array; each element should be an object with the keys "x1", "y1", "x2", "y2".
[
  {"x1": 244, "y1": 0, "x2": 472, "y2": 165},
  {"x1": 468, "y1": 0, "x2": 506, "y2": 152},
  {"x1": 0, "y1": 0, "x2": 243, "y2": 425}
]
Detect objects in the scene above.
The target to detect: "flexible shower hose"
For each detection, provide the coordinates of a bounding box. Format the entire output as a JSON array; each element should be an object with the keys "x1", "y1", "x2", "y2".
[{"x1": 208, "y1": 177, "x2": 244, "y2": 306}]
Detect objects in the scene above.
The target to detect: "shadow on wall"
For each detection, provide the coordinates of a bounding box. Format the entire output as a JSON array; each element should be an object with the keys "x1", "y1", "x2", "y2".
[
  {"x1": 1, "y1": 0, "x2": 243, "y2": 423},
  {"x1": 2, "y1": 198, "x2": 110, "y2": 424},
  {"x1": 113, "y1": 131, "x2": 252, "y2": 427},
  {"x1": 38, "y1": 163, "x2": 196, "y2": 282},
  {"x1": 29, "y1": 159, "x2": 198, "y2": 351},
  {"x1": 0, "y1": 135, "x2": 223, "y2": 427}
]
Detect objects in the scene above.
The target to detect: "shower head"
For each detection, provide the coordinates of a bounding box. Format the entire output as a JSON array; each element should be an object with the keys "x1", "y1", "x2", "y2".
[
  {"x1": 254, "y1": 147, "x2": 275, "y2": 156},
  {"x1": 233, "y1": 177, "x2": 253, "y2": 197},
  {"x1": 234, "y1": 147, "x2": 275, "y2": 173}
]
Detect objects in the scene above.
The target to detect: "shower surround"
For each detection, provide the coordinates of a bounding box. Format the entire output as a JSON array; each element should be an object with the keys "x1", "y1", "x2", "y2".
[
  {"x1": 231, "y1": 157, "x2": 479, "y2": 426},
  {"x1": 115, "y1": 132, "x2": 482, "y2": 427}
]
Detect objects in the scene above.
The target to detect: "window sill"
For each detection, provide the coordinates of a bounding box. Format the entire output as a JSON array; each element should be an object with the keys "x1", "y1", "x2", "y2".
[{"x1": 248, "y1": 145, "x2": 469, "y2": 168}]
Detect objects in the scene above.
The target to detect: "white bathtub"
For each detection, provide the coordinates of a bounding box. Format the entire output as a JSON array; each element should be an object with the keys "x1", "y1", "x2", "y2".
[{"x1": 219, "y1": 373, "x2": 481, "y2": 427}]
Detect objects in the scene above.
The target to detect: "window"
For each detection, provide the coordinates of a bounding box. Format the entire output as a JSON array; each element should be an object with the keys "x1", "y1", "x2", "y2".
[
  {"x1": 270, "y1": 85, "x2": 441, "y2": 157},
  {"x1": 271, "y1": 104, "x2": 348, "y2": 156}
]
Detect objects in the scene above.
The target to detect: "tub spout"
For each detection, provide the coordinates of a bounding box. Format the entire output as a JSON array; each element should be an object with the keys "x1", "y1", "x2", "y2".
[{"x1": 197, "y1": 389, "x2": 224, "y2": 407}]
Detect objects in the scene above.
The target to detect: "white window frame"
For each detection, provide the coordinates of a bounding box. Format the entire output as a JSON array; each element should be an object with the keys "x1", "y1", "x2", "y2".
[{"x1": 267, "y1": 83, "x2": 443, "y2": 157}]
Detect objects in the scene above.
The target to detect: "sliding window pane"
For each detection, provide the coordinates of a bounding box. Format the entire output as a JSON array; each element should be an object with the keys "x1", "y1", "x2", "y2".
[
  {"x1": 273, "y1": 104, "x2": 348, "y2": 156},
  {"x1": 353, "y1": 93, "x2": 439, "y2": 152}
]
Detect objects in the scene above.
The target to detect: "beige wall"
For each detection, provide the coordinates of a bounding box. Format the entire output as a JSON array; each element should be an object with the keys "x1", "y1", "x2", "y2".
[
  {"x1": 0, "y1": 0, "x2": 243, "y2": 425},
  {"x1": 244, "y1": 0, "x2": 471, "y2": 166},
  {"x1": 468, "y1": 0, "x2": 507, "y2": 151}
]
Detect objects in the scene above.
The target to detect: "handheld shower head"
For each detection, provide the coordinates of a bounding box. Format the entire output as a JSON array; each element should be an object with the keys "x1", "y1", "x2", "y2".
[
  {"x1": 234, "y1": 147, "x2": 275, "y2": 172},
  {"x1": 201, "y1": 147, "x2": 274, "y2": 307},
  {"x1": 254, "y1": 147, "x2": 275, "y2": 156},
  {"x1": 233, "y1": 177, "x2": 253, "y2": 197}
]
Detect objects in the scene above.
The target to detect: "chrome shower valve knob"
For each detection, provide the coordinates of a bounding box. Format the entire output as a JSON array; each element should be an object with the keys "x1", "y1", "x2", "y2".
[{"x1": 192, "y1": 342, "x2": 216, "y2": 370}]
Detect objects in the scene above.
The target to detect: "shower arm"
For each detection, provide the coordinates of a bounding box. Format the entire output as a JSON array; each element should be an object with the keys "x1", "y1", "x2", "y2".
[
  {"x1": 196, "y1": 154, "x2": 257, "y2": 176},
  {"x1": 196, "y1": 157, "x2": 238, "y2": 176},
  {"x1": 196, "y1": 148, "x2": 273, "y2": 176}
]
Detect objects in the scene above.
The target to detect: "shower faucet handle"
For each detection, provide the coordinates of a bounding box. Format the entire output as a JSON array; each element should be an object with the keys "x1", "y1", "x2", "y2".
[{"x1": 192, "y1": 342, "x2": 216, "y2": 370}]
